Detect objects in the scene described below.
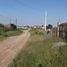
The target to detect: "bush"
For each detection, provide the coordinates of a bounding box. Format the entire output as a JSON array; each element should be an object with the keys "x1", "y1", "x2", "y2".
[
  {"x1": 0, "y1": 24, "x2": 4, "y2": 27},
  {"x1": 31, "y1": 29, "x2": 44, "y2": 35},
  {"x1": 10, "y1": 24, "x2": 17, "y2": 30}
]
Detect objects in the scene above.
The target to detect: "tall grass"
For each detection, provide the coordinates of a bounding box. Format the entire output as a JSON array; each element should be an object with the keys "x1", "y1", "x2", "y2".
[
  {"x1": 8, "y1": 29, "x2": 67, "y2": 67},
  {"x1": 0, "y1": 26, "x2": 23, "y2": 41}
]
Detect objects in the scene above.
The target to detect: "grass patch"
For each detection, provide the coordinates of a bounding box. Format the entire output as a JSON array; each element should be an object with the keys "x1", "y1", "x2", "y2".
[
  {"x1": 2, "y1": 29, "x2": 22, "y2": 37},
  {"x1": 0, "y1": 28, "x2": 23, "y2": 41},
  {"x1": 8, "y1": 29, "x2": 67, "y2": 67},
  {"x1": 30, "y1": 28, "x2": 44, "y2": 35}
]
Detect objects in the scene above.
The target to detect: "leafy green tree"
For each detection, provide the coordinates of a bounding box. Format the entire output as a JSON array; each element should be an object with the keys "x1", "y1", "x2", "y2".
[{"x1": 47, "y1": 24, "x2": 53, "y2": 29}]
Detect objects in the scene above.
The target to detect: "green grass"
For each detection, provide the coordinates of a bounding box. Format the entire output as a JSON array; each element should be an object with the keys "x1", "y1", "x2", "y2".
[
  {"x1": 0, "y1": 28, "x2": 23, "y2": 41},
  {"x1": 30, "y1": 28, "x2": 44, "y2": 35},
  {"x1": 8, "y1": 29, "x2": 67, "y2": 67},
  {"x1": 2, "y1": 29, "x2": 23, "y2": 37}
]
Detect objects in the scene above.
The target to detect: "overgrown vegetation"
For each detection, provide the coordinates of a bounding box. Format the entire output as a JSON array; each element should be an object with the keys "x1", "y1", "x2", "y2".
[
  {"x1": 8, "y1": 29, "x2": 67, "y2": 67},
  {"x1": 30, "y1": 28, "x2": 44, "y2": 35},
  {"x1": 0, "y1": 24, "x2": 22, "y2": 40}
]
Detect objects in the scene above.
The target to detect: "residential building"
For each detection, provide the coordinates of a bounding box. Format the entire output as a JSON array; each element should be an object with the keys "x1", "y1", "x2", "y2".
[
  {"x1": 52, "y1": 27, "x2": 58, "y2": 37},
  {"x1": 59, "y1": 22, "x2": 67, "y2": 38}
]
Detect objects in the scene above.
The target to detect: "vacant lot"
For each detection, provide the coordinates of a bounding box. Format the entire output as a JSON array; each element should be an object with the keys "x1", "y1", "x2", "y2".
[{"x1": 8, "y1": 29, "x2": 67, "y2": 67}]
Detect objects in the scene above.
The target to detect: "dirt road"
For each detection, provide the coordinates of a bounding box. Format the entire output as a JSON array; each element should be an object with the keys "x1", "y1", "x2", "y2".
[{"x1": 0, "y1": 30, "x2": 30, "y2": 67}]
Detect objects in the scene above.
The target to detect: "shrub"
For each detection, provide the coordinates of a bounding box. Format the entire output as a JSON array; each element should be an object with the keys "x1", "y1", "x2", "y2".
[{"x1": 10, "y1": 24, "x2": 17, "y2": 30}]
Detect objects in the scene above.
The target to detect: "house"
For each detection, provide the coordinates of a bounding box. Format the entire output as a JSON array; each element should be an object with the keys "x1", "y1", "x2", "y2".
[
  {"x1": 59, "y1": 22, "x2": 67, "y2": 38},
  {"x1": 32, "y1": 25, "x2": 45, "y2": 29},
  {"x1": 4, "y1": 24, "x2": 17, "y2": 30},
  {"x1": 33, "y1": 25, "x2": 40, "y2": 29},
  {"x1": 52, "y1": 27, "x2": 58, "y2": 37},
  {"x1": 52, "y1": 22, "x2": 67, "y2": 39},
  {"x1": 17, "y1": 26, "x2": 29, "y2": 29}
]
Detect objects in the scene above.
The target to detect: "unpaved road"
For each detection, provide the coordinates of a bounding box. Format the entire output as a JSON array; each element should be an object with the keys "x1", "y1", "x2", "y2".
[{"x1": 0, "y1": 30, "x2": 30, "y2": 67}]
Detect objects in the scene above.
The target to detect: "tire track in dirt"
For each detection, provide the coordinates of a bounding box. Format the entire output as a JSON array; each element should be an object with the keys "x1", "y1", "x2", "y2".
[{"x1": 0, "y1": 30, "x2": 30, "y2": 67}]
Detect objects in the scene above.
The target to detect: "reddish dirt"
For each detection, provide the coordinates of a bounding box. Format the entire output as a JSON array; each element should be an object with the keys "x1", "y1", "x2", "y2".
[{"x1": 0, "y1": 30, "x2": 30, "y2": 67}]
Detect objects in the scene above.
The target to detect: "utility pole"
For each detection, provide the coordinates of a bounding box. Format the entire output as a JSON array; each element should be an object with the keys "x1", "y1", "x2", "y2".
[
  {"x1": 45, "y1": 11, "x2": 47, "y2": 32},
  {"x1": 16, "y1": 17, "x2": 17, "y2": 27},
  {"x1": 10, "y1": 18, "x2": 11, "y2": 24},
  {"x1": 57, "y1": 19, "x2": 60, "y2": 37}
]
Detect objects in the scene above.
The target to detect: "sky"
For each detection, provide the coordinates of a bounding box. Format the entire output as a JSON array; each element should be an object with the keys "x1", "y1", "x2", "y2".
[{"x1": 0, "y1": 0, "x2": 67, "y2": 26}]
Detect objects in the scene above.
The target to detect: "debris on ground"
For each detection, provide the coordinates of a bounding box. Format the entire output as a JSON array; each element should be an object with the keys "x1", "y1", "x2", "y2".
[{"x1": 52, "y1": 42, "x2": 66, "y2": 48}]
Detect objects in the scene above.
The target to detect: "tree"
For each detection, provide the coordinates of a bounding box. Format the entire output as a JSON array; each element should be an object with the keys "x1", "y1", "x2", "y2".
[
  {"x1": 10, "y1": 24, "x2": 17, "y2": 30},
  {"x1": 46, "y1": 24, "x2": 53, "y2": 29},
  {"x1": 0, "y1": 24, "x2": 4, "y2": 27}
]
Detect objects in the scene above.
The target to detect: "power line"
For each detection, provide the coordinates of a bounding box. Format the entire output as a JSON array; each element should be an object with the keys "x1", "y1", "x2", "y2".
[{"x1": 0, "y1": 14, "x2": 16, "y2": 24}]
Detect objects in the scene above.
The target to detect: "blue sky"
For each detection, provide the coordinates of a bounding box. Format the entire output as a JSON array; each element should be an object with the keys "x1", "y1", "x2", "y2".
[{"x1": 0, "y1": 0, "x2": 67, "y2": 26}]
